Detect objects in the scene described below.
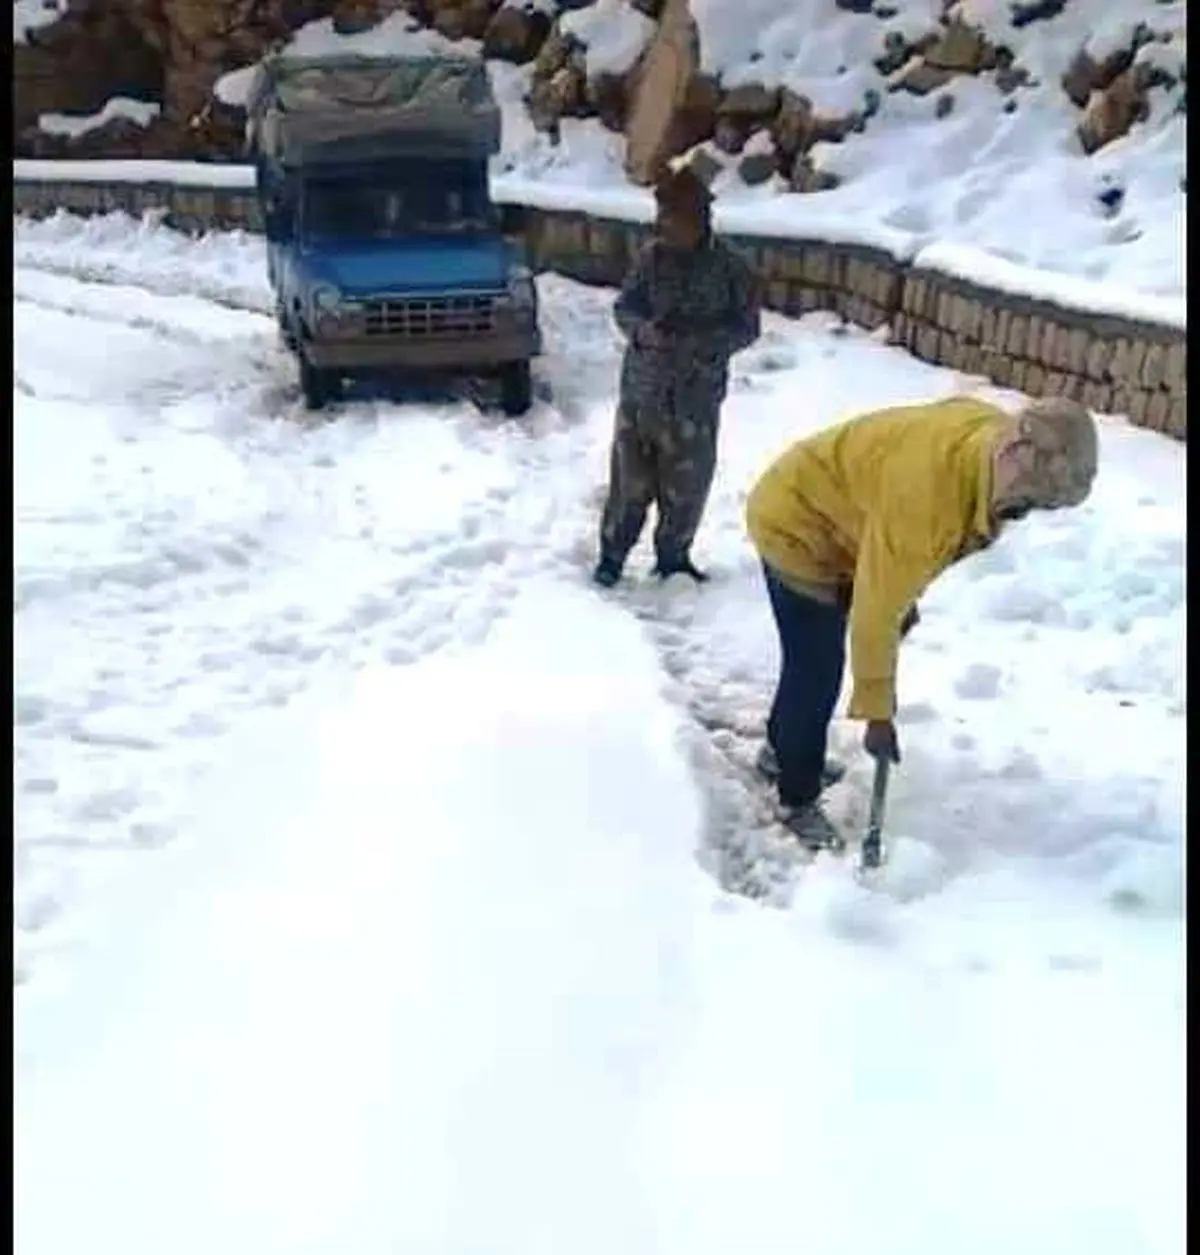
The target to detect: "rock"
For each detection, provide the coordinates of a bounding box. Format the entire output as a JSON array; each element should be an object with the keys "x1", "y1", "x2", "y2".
[
  {"x1": 718, "y1": 82, "x2": 779, "y2": 124},
  {"x1": 810, "y1": 110, "x2": 859, "y2": 143},
  {"x1": 713, "y1": 117, "x2": 748, "y2": 154},
  {"x1": 1010, "y1": 0, "x2": 1067, "y2": 28},
  {"x1": 874, "y1": 31, "x2": 914, "y2": 77},
  {"x1": 628, "y1": 0, "x2": 665, "y2": 16},
  {"x1": 924, "y1": 19, "x2": 987, "y2": 73},
  {"x1": 833, "y1": 0, "x2": 874, "y2": 11},
  {"x1": 528, "y1": 59, "x2": 588, "y2": 130},
  {"x1": 481, "y1": 3, "x2": 550, "y2": 63},
  {"x1": 681, "y1": 148, "x2": 723, "y2": 187},
  {"x1": 585, "y1": 70, "x2": 630, "y2": 133},
  {"x1": 891, "y1": 57, "x2": 954, "y2": 95},
  {"x1": 771, "y1": 88, "x2": 813, "y2": 158},
  {"x1": 935, "y1": 91, "x2": 955, "y2": 118},
  {"x1": 995, "y1": 63, "x2": 1030, "y2": 94},
  {"x1": 430, "y1": 3, "x2": 471, "y2": 41},
  {"x1": 1096, "y1": 183, "x2": 1125, "y2": 216},
  {"x1": 624, "y1": 0, "x2": 704, "y2": 183},
  {"x1": 532, "y1": 27, "x2": 577, "y2": 78},
  {"x1": 48, "y1": 111, "x2": 172, "y2": 159},
  {"x1": 457, "y1": 0, "x2": 502, "y2": 41},
  {"x1": 1061, "y1": 48, "x2": 1101, "y2": 107},
  {"x1": 1078, "y1": 67, "x2": 1153, "y2": 154},
  {"x1": 1064, "y1": 25, "x2": 1158, "y2": 110},
  {"x1": 331, "y1": 0, "x2": 386, "y2": 36},
  {"x1": 738, "y1": 150, "x2": 776, "y2": 186},
  {"x1": 669, "y1": 71, "x2": 721, "y2": 154},
  {"x1": 789, "y1": 154, "x2": 840, "y2": 194}
]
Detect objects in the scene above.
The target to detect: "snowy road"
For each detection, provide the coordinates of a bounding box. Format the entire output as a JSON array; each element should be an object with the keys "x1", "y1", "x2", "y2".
[{"x1": 14, "y1": 213, "x2": 1185, "y2": 1255}]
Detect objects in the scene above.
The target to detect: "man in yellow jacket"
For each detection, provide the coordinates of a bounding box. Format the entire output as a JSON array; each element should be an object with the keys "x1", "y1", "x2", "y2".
[{"x1": 745, "y1": 394, "x2": 1099, "y2": 848}]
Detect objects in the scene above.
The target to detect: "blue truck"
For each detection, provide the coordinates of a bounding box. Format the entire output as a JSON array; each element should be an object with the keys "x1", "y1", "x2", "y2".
[{"x1": 245, "y1": 53, "x2": 541, "y2": 414}]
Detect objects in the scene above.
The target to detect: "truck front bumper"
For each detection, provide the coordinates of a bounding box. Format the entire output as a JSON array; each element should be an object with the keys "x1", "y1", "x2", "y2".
[{"x1": 303, "y1": 329, "x2": 541, "y2": 372}]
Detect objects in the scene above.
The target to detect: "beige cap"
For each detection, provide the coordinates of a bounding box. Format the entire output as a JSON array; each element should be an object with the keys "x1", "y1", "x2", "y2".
[{"x1": 1008, "y1": 396, "x2": 1099, "y2": 509}]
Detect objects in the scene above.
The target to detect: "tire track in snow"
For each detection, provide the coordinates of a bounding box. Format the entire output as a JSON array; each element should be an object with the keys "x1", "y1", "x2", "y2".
[
  {"x1": 13, "y1": 275, "x2": 584, "y2": 983},
  {"x1": 13, "y1": 247, "x2": 272, "y2": 316},
  {"x1": 14, "y1": 270, "x2": 276, "y2": 350}
]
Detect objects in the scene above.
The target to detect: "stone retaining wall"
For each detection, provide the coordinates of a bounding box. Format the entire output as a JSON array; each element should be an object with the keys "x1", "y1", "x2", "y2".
[{"x1": 13, "y1": 171, "x2": 1187, "y2": 440}]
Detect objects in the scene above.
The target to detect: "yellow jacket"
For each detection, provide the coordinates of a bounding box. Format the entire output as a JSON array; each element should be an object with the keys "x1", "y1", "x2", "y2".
[{"x1": 745, "y1": 396, "x2": 1007, "y2": 722}]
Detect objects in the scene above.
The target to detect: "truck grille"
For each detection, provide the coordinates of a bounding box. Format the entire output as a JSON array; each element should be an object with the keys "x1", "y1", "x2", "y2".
[{"x1": 362, "y1": 293, "x2": 498, "y2": 338}]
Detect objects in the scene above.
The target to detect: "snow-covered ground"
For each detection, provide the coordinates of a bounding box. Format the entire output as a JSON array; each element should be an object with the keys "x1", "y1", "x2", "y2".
[
  {"x1": 14, "y1": 210, "x2": 1185, "y2": 1254},
  {"x1": 503, "y1": 0, "x2": 1187, "y2": 298}
]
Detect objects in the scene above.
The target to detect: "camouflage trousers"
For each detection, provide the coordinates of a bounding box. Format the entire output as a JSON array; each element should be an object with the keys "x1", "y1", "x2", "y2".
[{"x1": 598, "y1": 397, "x2": 720, "y2": 569}]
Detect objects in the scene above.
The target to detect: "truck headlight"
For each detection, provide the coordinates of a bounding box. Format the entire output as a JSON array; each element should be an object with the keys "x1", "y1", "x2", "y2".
[
  {"x1": 508, "y1": 266, "x2": 535, "y2": 308},
  {"x1": 313, "y1": 296, "x2": 366, "y2": 339},
  {"x1": 496, "y1": 266, "x2": 535, "y2": 318}
]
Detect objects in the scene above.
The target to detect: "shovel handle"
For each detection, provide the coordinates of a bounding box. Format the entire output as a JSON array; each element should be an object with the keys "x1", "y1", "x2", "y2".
[{"x1": 860, "y1": 757, "x2": 890, "y2": 870}]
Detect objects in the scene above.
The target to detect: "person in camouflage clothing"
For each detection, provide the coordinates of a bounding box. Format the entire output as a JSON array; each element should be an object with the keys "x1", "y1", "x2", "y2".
[{"x1": 593, "y1": 167, "x2": 762, "y2": 588}]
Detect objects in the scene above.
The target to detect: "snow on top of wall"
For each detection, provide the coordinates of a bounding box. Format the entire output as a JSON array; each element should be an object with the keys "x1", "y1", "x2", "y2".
[
  {"x1": 38, "y1": 98, "x2": 161, "y2": 140},
  {"x1": 13, "y1": 0, "x2": 66, "y2": 45},
  {"x1": 915, "y1": 240, "x2": 1186, "y2": 329},
  {"x1": 14, "y1": 158, "x2": 259, "y2": 188},
  {"x1": 560, "y1": 0, "x2": 655, "y2": 77}
]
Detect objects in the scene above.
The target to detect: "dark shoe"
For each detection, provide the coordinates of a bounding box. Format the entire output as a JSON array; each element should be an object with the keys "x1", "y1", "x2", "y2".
[
  {"x1": 780, "y1": 800, "x2": 844, "y2": 851},
  {"x1": 593, "y1": 558, "x2": 622, "y2": 588},
  {"x1": 755, "y1": 744, "x2": 846, "y2": 792},
  {"x1": 654, "y1": 556, "x2": 709, "y2": 583}
]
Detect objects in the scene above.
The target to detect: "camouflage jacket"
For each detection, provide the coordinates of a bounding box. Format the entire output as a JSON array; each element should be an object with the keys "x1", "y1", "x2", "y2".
[{"x1": 613, "y1": 235, "x2": 762, "y2": 411}]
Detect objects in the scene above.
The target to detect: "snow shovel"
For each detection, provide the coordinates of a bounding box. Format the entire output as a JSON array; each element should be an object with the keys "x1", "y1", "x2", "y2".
[{"x1": 859, "y1": 757, "x2": 890, "y2": 871}]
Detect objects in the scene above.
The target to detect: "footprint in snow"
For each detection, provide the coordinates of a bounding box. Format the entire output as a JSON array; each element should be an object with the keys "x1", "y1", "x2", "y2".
[{"x1": 953, "y1": 662, "x2": 1003, "y2": 700}]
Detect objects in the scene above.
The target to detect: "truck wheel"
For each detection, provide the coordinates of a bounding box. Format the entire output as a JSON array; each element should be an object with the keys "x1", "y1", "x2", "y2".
[
  {"x1": 498, "y1": 360, "x2": 534, "y2": 417},
  {"x1": 299, "y1": 356, "x2": 340, "y2": 411},
  {"x1": 277, "y1": 301, "x2": 298, "y2": 352}
]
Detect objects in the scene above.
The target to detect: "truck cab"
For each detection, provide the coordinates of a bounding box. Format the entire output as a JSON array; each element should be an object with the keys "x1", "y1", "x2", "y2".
[{"x1": 247, "y1": 54, "x2": 541, "y2": 414}]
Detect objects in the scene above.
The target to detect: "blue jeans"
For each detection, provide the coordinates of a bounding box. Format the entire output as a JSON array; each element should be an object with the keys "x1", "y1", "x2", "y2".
[{"x1": 762, "y1": 564, "x2": 848, "y2": 809}]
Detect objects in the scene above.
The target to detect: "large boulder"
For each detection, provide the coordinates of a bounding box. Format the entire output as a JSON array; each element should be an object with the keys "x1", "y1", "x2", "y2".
[
  {"x1": 482, "y1": 3, "x2": 553, "y2": 64},
  {"x1": 623, "y1": 0, "x2": 701, "y2": 183},
  {"x1": 1077, "y1": 65, "x2": 1154, "y2": 154}
]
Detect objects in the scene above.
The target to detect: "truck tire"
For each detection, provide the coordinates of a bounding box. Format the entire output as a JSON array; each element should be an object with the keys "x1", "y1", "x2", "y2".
[
  {"x1": 299, "y1": 355, "x2": 340, "y2": 411},
  {"x1": 277, "y1": 301, "x2": 299, "y2": 352},
  {"x1": 498, "y1": 360, "x2": 534, "y2": 417}
]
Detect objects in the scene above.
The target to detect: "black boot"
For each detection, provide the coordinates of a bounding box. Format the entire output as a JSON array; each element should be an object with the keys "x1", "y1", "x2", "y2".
[
  {"x1": 755, "y1": 744, "x2": 846, "y2": 792},
  {"x1": 653, "y1": 555, "x2": 709, "y2": 583},
  {"x1": 593, "y1": 556, "x2": 623, "y2": 588},
  {"x1": 780, "y1": 800, "x2": 845, "y2": 851}
]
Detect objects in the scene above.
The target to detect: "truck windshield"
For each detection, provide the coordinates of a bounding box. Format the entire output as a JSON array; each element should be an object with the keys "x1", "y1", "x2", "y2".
[{"x1": 302, "y1": 165, "x2": 493, "y2": 240}]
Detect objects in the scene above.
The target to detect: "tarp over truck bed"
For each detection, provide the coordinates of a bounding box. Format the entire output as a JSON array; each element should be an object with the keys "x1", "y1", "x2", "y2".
[{"x1": 245, "y1": 53, "x2": 501, "y2": 167}]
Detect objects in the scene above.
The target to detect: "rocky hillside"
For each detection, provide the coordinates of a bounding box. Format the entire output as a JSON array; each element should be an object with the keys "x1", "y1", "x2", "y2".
[
  {"x1": 11, "y1": 0, "x2": 1189, "y2": 297},
  {"x1": 15, "y1": 0, "x2": 1186, "y2": 175}
]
